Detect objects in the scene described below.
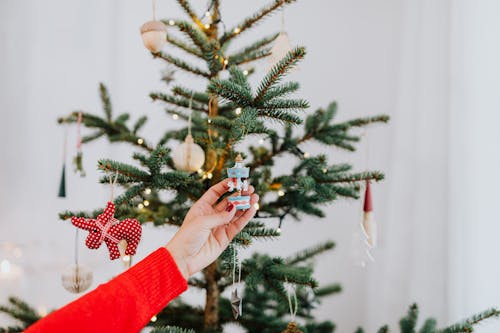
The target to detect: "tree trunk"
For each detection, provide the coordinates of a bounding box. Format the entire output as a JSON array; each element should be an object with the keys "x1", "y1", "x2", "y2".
[{"x1": 203, "y1": 261, "x2": 220, "y2": 331}]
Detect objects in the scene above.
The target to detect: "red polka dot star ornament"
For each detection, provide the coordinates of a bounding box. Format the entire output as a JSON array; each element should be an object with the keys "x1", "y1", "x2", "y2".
[{"x1": 71, "y1": 201, "x2": 142, "y2": 260}]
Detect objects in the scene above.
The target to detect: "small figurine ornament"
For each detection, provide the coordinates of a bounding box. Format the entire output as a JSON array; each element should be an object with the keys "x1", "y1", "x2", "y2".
[
  {"x1": 227, "y1": 154, "x2": 251, "y2": 210},
  {"x1": 362, "y1": 180, "x2": 377, "y2": 247},
  {"x1": 71, "y1": 202, "x2": 142, "y2": 260}
]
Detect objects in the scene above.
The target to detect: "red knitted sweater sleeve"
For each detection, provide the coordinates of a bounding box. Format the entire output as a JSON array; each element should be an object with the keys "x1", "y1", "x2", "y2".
[{"x1": 25, "y1": 247, "x2": 188, "y2": 333}]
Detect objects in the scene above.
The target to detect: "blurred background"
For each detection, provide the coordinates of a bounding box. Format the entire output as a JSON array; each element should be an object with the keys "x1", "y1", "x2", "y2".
[{"x1": 0, "y1": 0, "x2": 499, "y2": 332}]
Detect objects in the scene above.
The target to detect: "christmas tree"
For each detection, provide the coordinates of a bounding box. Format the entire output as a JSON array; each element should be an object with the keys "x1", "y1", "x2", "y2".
[{"x1": 1, "y1": 1, "x2": 498, "y2": 332}]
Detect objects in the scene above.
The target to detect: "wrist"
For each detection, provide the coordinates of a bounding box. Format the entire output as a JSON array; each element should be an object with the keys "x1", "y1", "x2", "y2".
[{"x1": 165, "y1": 241, "x2": 190, "y2": 280}]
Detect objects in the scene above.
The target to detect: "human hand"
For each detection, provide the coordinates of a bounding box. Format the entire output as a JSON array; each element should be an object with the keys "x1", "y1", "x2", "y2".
[{"x1": 165, "y1": 179, "x2": 259, "y2": 279}]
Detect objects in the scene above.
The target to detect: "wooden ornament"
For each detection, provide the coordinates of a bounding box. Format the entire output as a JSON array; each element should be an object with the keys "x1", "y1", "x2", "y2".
[
  {"x1": 140, "y1": 20, "x2": 167, "y2": 53},
  {"x1": 172, "y1": 134, "x2": 205, "y2": 172}
]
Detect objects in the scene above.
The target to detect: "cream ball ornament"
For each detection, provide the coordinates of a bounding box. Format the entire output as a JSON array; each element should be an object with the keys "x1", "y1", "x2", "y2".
[
  {"x1": 61, "y1": 264, "x2": 93, "y2": 294},
  {"x1": 173, "y1": 134, "x2": 205, "y2": 172},
  {"x1": 140, "y1": 20, "x2": 167, "y2": 53}
]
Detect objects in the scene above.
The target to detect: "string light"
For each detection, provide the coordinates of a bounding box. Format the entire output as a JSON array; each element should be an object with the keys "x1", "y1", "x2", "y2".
[
  {"x1": 276, "y1": 228, "x2": 282, "y2": 234},
  {"x1": 235, "y1": 107, "x2": 242, "y2": 115},
  {"x1": 303, "y1": 152, "x2": 310, "y2": 158},
  {"x1": 122, "y1": 255, "x2": 131, "y2": 263},
  {"x1": 233, "y1": 27, "x2": 241, "y2": 34},
  {"x1": 258, "y1": 138, "x2": 264, "y2": 145},
  {"x1": 137, "y1": 138, "x2": 144, "y2": 145},
  {"x1": 205, "y1": 11, "x2": 211, "y2": 18},
  {"x1": 172, "y1": 114, "x2": 179, "y2": 120},
  {"x1": 243, "y1": 70, "x2": 249, "y2": 76},
  {"x1": 223, "y1": 59, "x2": 229, "y2": 65},
  {"x1": 207, "y1": 172, "x2": 213, "y2": 179},
  {"x1": 144, "y1": 188, "x2": 152, "y2": 195},
  {"x1": 138, "y1": 203, "x2": 144, "y2": 209},
  {"x1": 204, "y1": 23, "x2": 210, "y2": 29},
  {"x1": 168, "y1": 20, "x2": 175, "y2": 26},
  {"x1": 143, "y1": 200, "x2": 150, "y2": 207},
  {"x1": 253, "y1": 203, "x2": 260, "y2": 210},
  {"x1": 278, "y1": 190, "x2": 285, "y2": 197},
  {"x1": 322, "y1": 168, "x2": 328, "y2": 174},
  {"x1": 208, "y1": 119, "x2": 212, "y2": 124},
  {"x1": 151, "y1": 315, "x2": 158, "y2": 322},
  {"x1": 197, "y1": 168, "x2": 204, "y2": 174}
]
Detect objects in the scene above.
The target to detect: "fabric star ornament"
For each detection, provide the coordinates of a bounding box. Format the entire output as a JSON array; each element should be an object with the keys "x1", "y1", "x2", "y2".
[
  {"x1": 71, "y1": 202, "x2": 142, "y2": 260},
  {"x1": 231, "y1": 289, "x2": 242, "y2": 319}
]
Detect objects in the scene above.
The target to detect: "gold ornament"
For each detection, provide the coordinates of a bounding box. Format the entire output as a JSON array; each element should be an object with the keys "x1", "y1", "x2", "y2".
[
  {"x1": 61, "y1": 264, "x2": 93, "y2": 294},
  {"x1": 281, "y1": 322, "x2": 303, "y2": 333},
  {"x1": 173, "y1": 135, "x2": 205, "y2": 172},
  {"x1": 140, "y1": 20, "x2": 167, "y2": 53}
]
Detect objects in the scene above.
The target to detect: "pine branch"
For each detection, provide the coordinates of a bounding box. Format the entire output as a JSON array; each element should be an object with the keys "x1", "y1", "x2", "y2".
[
  {"x1": 255, "y1": 47, "x2": 306, "y2": 103},
  {"x1": 151, "y1": 325, "x2": 195, "y2": 333},
  {"x1": 228, "y1": 33, "x2": 280, "y2": 62},
  {"x1": 174, "y1": 0, "x2": 202, "y2": 26},
  {"x1": 154, "y1": 52, "x2": 211, "y2": 78},
  {"x1": 0, "y1": 297, "x2": 42, "y2": 328},
  {"x1": 150, "y1": 92, "x2": 209, "y2": 113},
  {"x1": 220, "y1": 0, "x2": 297, "y2": 45},
  {"x1": 438, "y1": 308, "x2": 500, "y2": 333},
  {"x1": 285, "y1": 241, "x2": 335, "y2": 265},
  {"x1": 166, "y1": 35, "x2": 203, "y2": 59},
  {"x1": 99, "y1": 82, "x2": 112, "y2": 121},
  {"x1": 399, "y1": 304, "x2": 419, "y2": 333}
]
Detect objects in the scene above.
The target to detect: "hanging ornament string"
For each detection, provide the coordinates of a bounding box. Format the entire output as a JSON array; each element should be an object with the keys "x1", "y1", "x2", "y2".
[
  {"x1": 152, "y1": 0, "x2": 157, "y2": 20},
  {"x1": 232, "y1": 244, "x2": 242, "y2": 287},
  {"x1": 109, "y1": 172, "x2": 119, "y2": 202},
  {"x1": 76, "y1": 112, "x2": 83, "y2": 152},
  {"x1": 188, "y1": 92, "x2": 194, "y2": 137},
  {"x1": 285, "y1": 278, "x2": 298, "y2": 321},
  {"x1": 281, "y1": 8, "x2": 285, "y2": 33},
  {"x1": 74, "y1": 229, "x2": 79, "y2": 266}
]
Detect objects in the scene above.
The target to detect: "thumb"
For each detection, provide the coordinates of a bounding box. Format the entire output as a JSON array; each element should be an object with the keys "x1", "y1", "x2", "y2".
[{"x1": 202, "y1": 203, "x2": 236, "y2": 229}]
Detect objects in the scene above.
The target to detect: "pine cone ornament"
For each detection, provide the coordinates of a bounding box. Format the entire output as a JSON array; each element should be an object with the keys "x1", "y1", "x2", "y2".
[
  {"x1": 281, "y1": 322, "x2": 303, "y2": 333},
  {"x1": 71, "y1": 202, "x2": 142, "y2": 260}
]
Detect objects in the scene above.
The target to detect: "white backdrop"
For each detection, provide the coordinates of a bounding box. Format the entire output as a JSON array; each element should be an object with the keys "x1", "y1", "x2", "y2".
[{"x1": 0, "y1": 0, "x2": 499, "y2": 332}]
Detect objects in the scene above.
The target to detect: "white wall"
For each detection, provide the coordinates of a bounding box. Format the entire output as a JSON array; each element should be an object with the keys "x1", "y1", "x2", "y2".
[{"x1": 0, "y1": 1, "x2": 498, "y2": 332}]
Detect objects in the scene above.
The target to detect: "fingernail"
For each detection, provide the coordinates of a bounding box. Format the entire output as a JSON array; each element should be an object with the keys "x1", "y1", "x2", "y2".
[{"x1": 226, "y1": 203, "x2": 234, "y2": 212}]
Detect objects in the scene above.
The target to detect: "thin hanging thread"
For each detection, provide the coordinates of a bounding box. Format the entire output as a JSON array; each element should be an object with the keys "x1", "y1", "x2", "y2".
[
  {"x1": 109, "y1": 172, "x2": 119, "y2": 202},
  {"x1": 285, "y1": 278, "x2": 298, "y2": 321},
  {"x1": 281, "y1": 8, "x2": 285, "y2": 32},
  {"x1": 232, "y1": 244, "x2": 242, "y2": 286},
  {"x1": 74, "y1": 229, "x2": 79, "y2": 266},
  {"x1": 152, "y1": 0, "x2": 157, "y2": 20},
  {"x1": 188, "y1": 92, "x2": 194, "y2": 136}
]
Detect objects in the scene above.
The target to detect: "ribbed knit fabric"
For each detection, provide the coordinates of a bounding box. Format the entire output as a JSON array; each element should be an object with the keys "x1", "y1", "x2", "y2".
[{"x1": 25, "y1": 247, "x2": 188, "y2": 333}]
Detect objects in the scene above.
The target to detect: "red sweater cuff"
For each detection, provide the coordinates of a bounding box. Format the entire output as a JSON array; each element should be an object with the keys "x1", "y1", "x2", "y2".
[{"x1": 129, "y1": 247, "x2": 188, "y2": 315}]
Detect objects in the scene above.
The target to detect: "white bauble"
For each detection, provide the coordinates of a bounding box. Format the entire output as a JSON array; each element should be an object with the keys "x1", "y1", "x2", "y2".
[
  {"x1": 173, "y1": 135, "x2": 205, "y2": 172},
  {"x1": 140, "y1": 20, "x2": 167, "y2": 53},
  {"x1": 61, "y1": 264, "x2": 93, "y2": 294}
]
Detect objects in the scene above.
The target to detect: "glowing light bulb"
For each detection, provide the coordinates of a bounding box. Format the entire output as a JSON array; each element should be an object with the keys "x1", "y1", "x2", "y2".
[
  {"x1": 278, "y1": 190, "x2": 285, "y2": 197},
  {"x1": 243, "y1": 70, "x2": 249, "y2": 76},
  {"x1": 235, "y1": 107, "x2": 242, "y2": 115},
  {"x1": 144, "y1": 188, "x2": 152, "y2": 195},
  {"x1": 223, "y1": 59, "x2": 229, "y2": 65},
  {"x1": 322, "y1": 168, "x2": 328, "y2": 173},
  {"x1": 277, "y1": 228, "x2": 282, "y2": 234},
  {"x1": 143, "y1": 200, "x2": 150, "y2": 207},
  {"x1": 137, "y1": 138, "x2": 144, "y2": 145},
  {"x1": 151, "y1": 315, "x2": 158, "y2": 322},
  {"x1": 172, "y1": 114, "x2": 179, "y2": 120},
  {"x1": 234, "y1": 27, "x2": 241, "y2": 34},
  {"x1": 168, "y1": 20, "x2": 175, "y2": 26},
  {"x1": 207, "y1": 172, "x2": 213, "y2": 179},
  {"x1": 0, "y1": 259, "x2": 11, "y2": 274},
  {"x1": 197, "y1": 168, "x2": 203, "y2": 174},
  {"x1": 303, "y1": 152, "x2": 310, "y2": 158},
  {"x1": 122, "y1": 255, "x2": 131, "y2": 263},
  {"x1": 205, "y1": 11, "x2": 211, "y2": 18},
  {"x1": 138, "y1": 203, "x2": 144, "y2": 209},
  {"x1": 208, "y1": 119, "x2": 212, "y2": 124},
  {"x1": 254, "y1": 203, "x2": 260, "y2": 210},
  {"x1": 258, "y1": 138, "x2": 264, "y2": 145},
  {"x1": 204, "y1": 23, "x2": 210, "y2": 29}
]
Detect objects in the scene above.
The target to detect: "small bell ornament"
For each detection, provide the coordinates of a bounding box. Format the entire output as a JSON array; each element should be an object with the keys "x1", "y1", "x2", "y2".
[
  {"x1": 362, "y1": 180, "x2": 377, "y2": 247},
  {"x1": 140, "y1": 20, "x2": 167, "y2": 53},
  {"x1": 61, "y1": 264, "x2": 93, "y2": 294},
  {"x1": 172, "y1": 134, "x2": 205, "y2": 172}
]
